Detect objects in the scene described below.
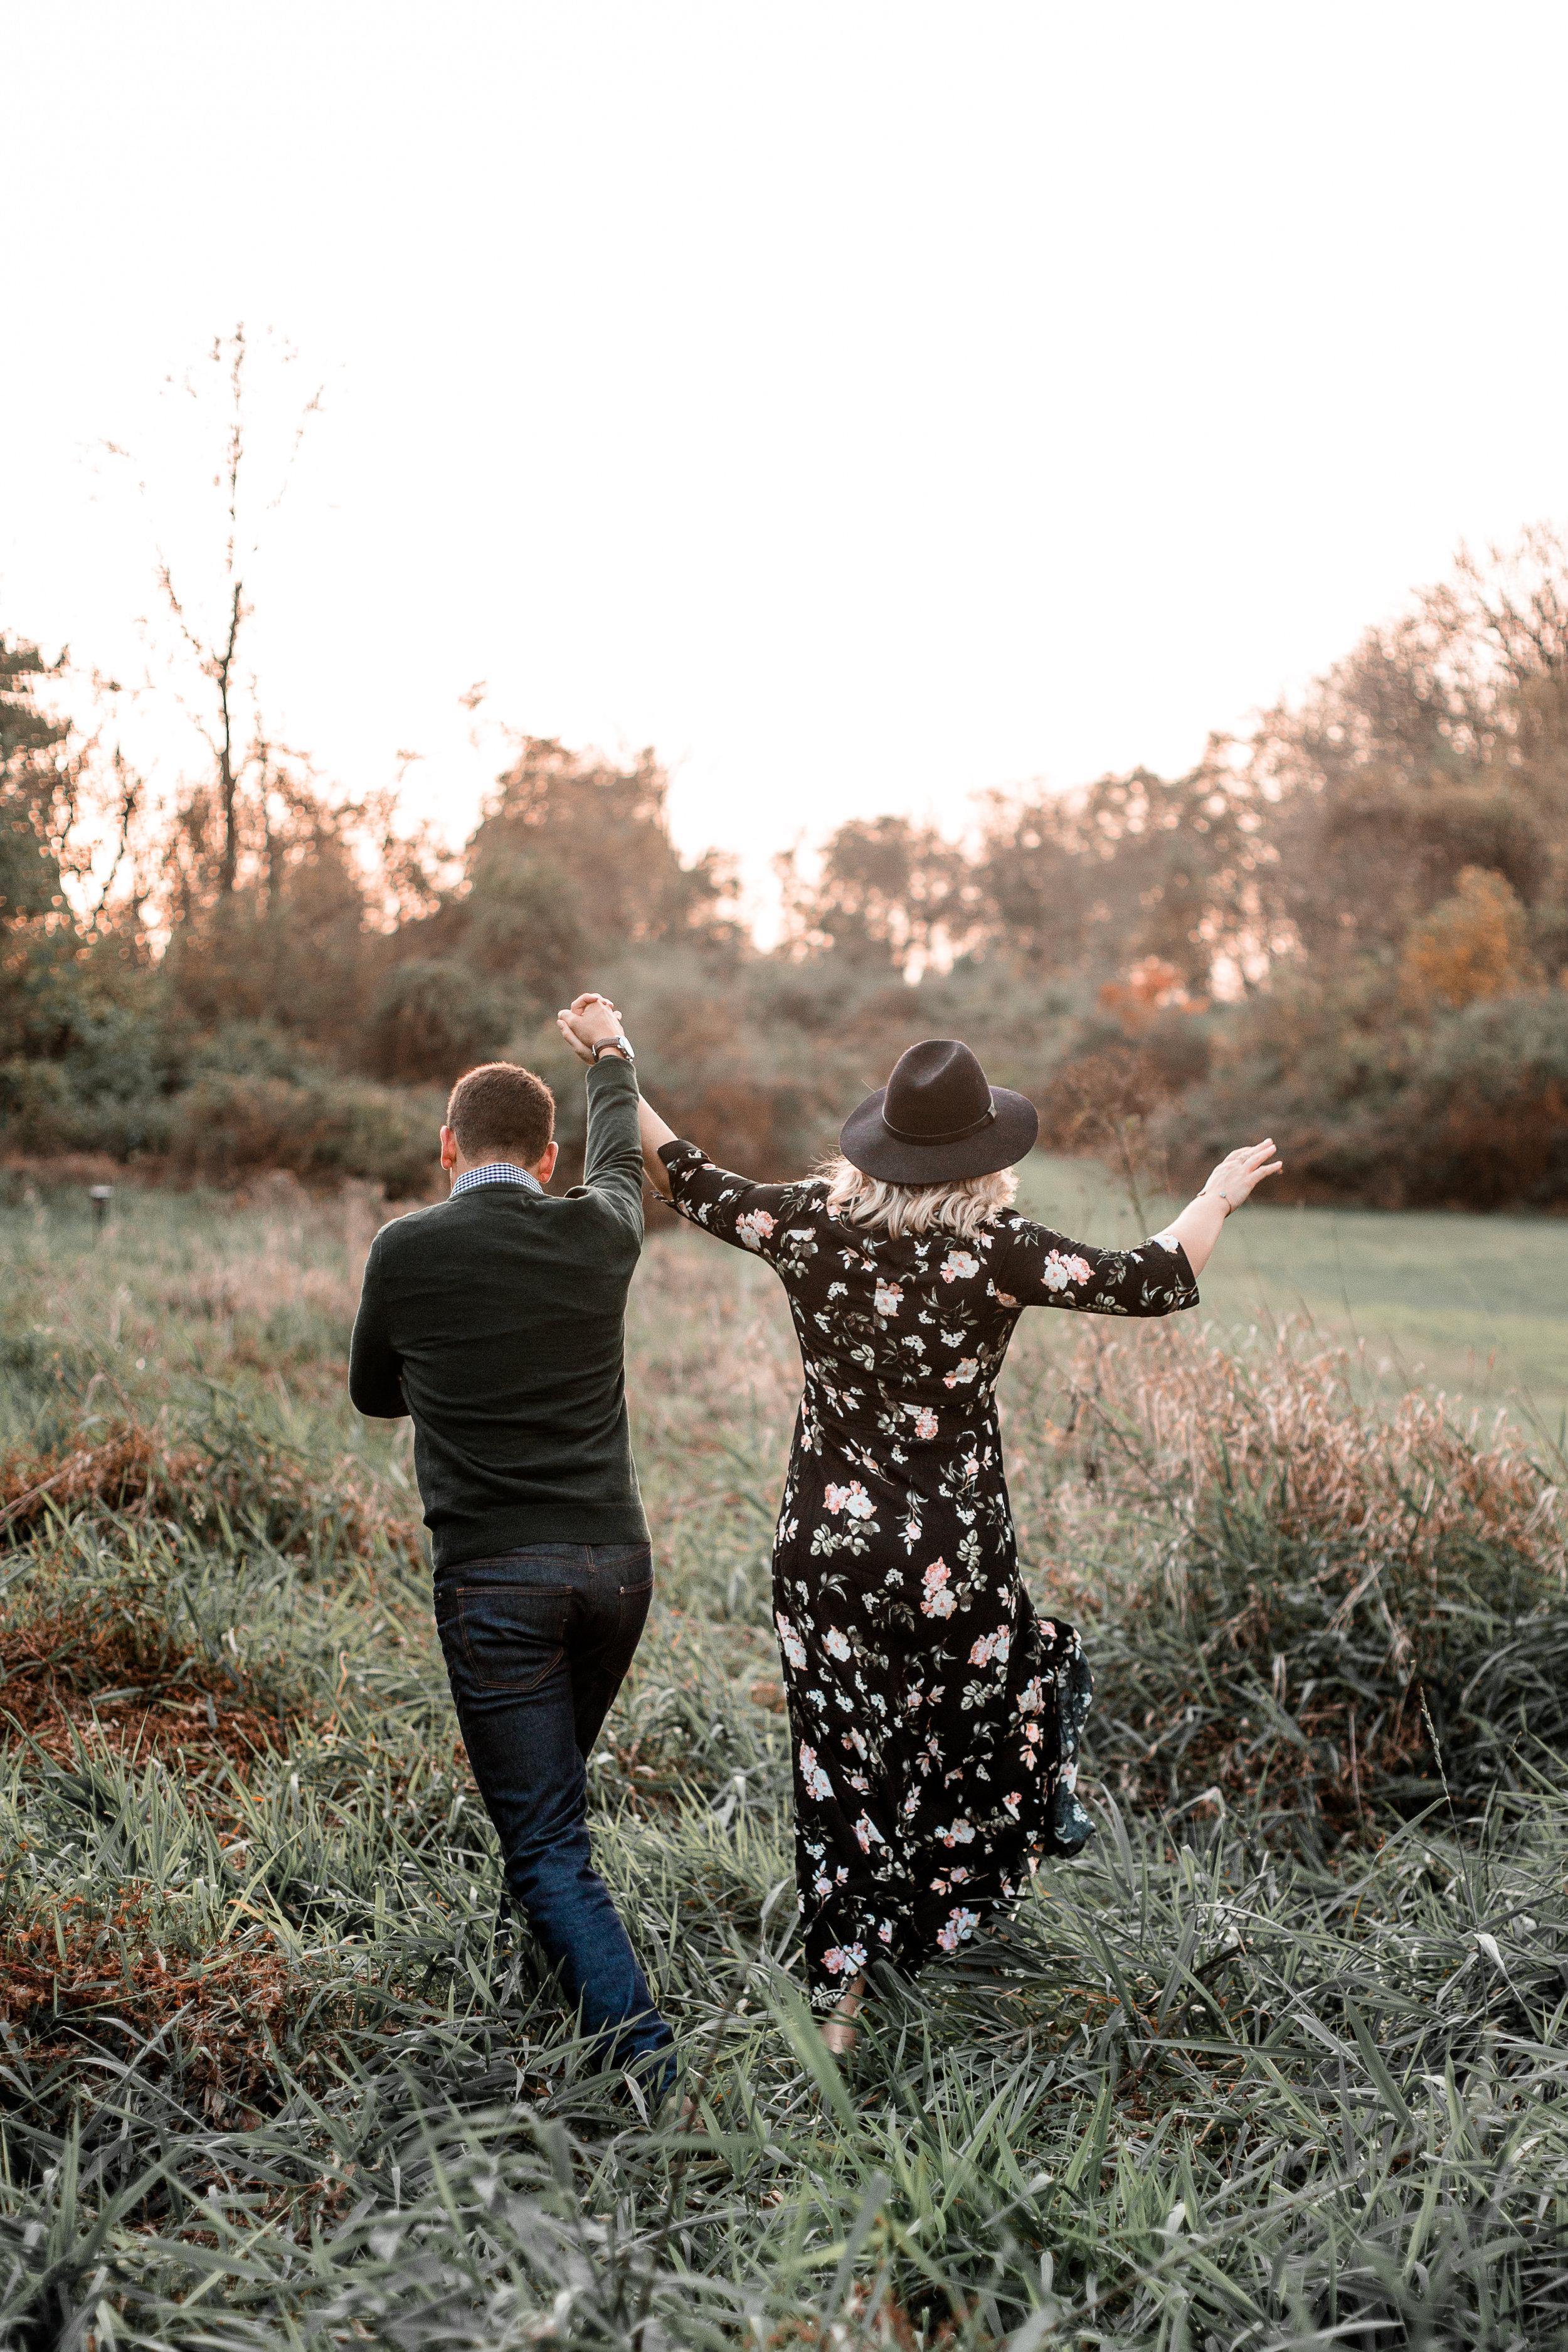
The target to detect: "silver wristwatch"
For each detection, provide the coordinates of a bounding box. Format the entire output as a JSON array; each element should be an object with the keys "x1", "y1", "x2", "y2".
[{"x1": 592, "y1": 1035, "x2": 635, "y2": 1064}]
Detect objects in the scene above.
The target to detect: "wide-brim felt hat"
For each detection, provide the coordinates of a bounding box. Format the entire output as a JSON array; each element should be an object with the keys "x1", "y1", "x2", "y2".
[{"x1": 839, "y1": 1037, "x2": 1039, "y2": 1184}]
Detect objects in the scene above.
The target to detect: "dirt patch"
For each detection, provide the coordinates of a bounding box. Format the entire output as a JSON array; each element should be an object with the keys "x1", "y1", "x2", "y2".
[
  {"x1": 0, "y1": 1417, "x2": 421, "y2": 1565},
  {"x1": 0, "y1": 1589, "x2": 302, "y2": 1774},
  {"x1": 0, "y1": 1889, "x2": 291, "y2": 2114},
  {"x1": 0, "y1": 1427, "x2": 166, "y2": 1537}
]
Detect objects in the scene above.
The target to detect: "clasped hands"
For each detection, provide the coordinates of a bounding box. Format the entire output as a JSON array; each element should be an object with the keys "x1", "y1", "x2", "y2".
[{"x1": 556, "y1": 992, "x2": 626, "y2": 1066}]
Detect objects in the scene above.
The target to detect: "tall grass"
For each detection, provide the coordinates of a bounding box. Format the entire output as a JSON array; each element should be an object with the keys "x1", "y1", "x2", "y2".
[
  {"x1": 1017, "y1": 1321, "x2": 1568, "y2": 1841},
  {"x1": 0, "y1": 1194, "x2": 1565, "y2": 2348}
]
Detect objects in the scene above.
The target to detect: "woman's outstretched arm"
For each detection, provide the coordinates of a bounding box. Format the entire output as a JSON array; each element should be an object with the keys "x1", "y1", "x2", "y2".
[
  {"x1": 637, "y1": 1096, "x2": 676, "y2": 1197},
  {"x1": 1156, "y1": 1138, "x2": 1281, "y2": 1276},
  {"x1": 997, "y1": 1136, "x2": 1284, "y2": 1314}
]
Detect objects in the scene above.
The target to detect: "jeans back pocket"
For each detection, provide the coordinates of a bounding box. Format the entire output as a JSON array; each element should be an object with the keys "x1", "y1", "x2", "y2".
[{"x1": 440, "y1": 1582, "x2": 573, "y2": 1696}]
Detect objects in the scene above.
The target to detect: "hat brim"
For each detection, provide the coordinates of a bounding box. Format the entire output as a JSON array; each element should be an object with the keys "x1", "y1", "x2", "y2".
[{"x1": 839, "y1": 1085, "x2": 1039, "y2": 1184}]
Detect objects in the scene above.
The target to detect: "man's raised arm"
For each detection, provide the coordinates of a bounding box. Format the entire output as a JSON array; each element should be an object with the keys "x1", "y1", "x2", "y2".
[{"x1": 558, "y1": 992, "x2": 645, "y2": 1235}]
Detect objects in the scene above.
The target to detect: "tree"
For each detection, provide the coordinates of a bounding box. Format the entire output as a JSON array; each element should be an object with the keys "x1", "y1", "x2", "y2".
[
  {"x1": 1400, "y1": 867, "x2": 1534, "y2": 1010},
  {"x1": 1439, "y1": 524, "x2": 1568, "y2": 787},
  {"x1": 455, "y1": 737, "x2": 737, "y2": 991},
  {"x1": 163, "y1": 761, "x2": 378, "y2": 1050},
  {"x1": 107, "y1": 324, "x2": 323, "y2": 921},
  {"x1": 1242, "y1": 528, "x2": 1568, "y2": 970},
  {"x1": 970, "y1": 761, "x2": 1266, "y2": 990},
  {"x1": 463, "y1": 849, "x2": 585, "y2": 999},
  {"x1": 0, "y1": 634, "x2": 71, "y2": 926},
  {"x1": 0, "y1": 632, "x2": 148, "y2": 1081},
  {"x1": 776, "y1": 815, "x2": 973, "y2": 972},
  {"x1": 364, "y1": 960, "x2": 508, "y2": 1084}
]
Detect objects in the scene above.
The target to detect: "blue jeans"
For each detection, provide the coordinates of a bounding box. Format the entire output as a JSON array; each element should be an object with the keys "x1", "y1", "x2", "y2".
[{"x1": 434, "y1": 1543, "x2": 674, "y2": 2094}]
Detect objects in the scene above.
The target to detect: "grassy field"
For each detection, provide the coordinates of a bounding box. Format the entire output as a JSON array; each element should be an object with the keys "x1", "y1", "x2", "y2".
[
  {"x1": 1017, "y1": 1154, "x2": 1568, "y2": 1441},
  {"x1": 1, "y1": 1175, "x2": 1567, "y2": 2348}
]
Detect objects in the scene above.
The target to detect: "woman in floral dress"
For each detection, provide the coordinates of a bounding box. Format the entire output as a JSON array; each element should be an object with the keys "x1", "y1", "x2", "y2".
[{"x1": 556, "y1": 1011, "x2": 1281, "y2": 2049}]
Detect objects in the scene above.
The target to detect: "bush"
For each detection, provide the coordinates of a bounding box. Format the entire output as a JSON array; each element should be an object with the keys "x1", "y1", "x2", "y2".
[
  {"x1": 0, "y1": 1050, "x2": 440, "y2": 1197},
  {"x1": 1156, "y1": 973, "x2": 1568, "y2": 1208},
  {"x1": 1409, "y1": 989, "x2": 1568, "y2": 1205},
  {"x1": 1400, "y1": 866, "x2": 1534, "y2": 1009},
  {"x1": 0, "y1": 1055, "x2": 177, "y2": 1160},
  {"x1": 1043, "y1": 1321, "x2": 1568, "y2": 1840},
  {"x1": 167, "y1": 1073, "x2": 440, "y2": 1195},
  {"x1": 532, "y1": 948, "x2": 1096, "y2": 1183},
  {"x1": 362, "y1": 960, "x2": 509, "y2": 1085}
]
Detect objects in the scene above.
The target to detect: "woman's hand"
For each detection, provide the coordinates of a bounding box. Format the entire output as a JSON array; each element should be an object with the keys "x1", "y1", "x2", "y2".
[
  {"x1": 556, "y1": 992, "x2": 625, "y2": 1066},
  {"x1": 1162, "y1": 1139, "x2": 1283, "y2": 1277},
  {"x1": 1202, "y1": 1139, "x2": 1283, "y2": 1213}
]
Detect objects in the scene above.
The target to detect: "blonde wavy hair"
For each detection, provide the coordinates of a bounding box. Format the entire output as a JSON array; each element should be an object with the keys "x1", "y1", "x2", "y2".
[{"x1": 818, "y1": 1153, "x2": 1019, "y2": 1242}]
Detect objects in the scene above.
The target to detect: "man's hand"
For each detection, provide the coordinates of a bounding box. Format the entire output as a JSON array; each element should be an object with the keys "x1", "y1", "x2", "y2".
[{"x1": 556, "y1": 992, "x2": 626, "y2": 1066}]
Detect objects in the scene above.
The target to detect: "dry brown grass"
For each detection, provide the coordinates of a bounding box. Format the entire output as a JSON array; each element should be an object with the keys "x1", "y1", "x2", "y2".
[
  {"x1": 0, "y1": 1412, "x2": 422, "y2": 1564},
  {"x1": 0, "y1": 1496, "x2": 331, "y2": 1796},
  {"x1": 154, "y1": 1178, "x2": 381, "y2": 1350},
  {"x1": 0, "y1": 1887, "x2": 292, "y2": 2116},
  {"x1": 1034, "y1": 1320, "x2": 1568, "y2": 1836},
  {"x1": 0, "y1": 1425, "x2": 167, "y2": 1537},
  {"x1": 0, "y1": 1586, "x2": 295, "y2": 1776},
  {"x1": 1069, "y1": 1318, "x2": 1563, "y2": 1587}
]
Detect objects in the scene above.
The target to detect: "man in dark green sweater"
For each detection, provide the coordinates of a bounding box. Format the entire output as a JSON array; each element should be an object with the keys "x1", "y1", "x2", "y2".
[{"x1": 349, "y1": 1005, "x2": 672, "y2": 2096}]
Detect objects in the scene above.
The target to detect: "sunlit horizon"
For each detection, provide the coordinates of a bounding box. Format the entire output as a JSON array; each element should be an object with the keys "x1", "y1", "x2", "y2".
[{"x1": 6, "y1": 3, "x2": 1568, "y2": 941}]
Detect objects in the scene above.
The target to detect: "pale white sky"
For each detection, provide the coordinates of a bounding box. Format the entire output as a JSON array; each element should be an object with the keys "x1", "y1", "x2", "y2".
[{"x1": 5, "y1": 3, "x2": 1567, "y2": 932}]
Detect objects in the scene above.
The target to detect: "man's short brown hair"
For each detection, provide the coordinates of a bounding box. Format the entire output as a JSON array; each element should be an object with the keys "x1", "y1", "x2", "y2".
[{"x1": 446, "y1": 1062, "x2": 556, "y2": 1165}]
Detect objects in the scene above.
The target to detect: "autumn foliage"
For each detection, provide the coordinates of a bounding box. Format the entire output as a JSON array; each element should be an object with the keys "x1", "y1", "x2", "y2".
[
  {"x1": 5, "y1": 526, "x2": 1568, "y2": 1204},
  {"x1": 1400, "y1": 865, "x2": 1535, "y2": 1008}
]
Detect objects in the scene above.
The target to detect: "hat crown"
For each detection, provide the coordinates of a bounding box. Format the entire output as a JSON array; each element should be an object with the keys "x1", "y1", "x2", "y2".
[{"x1": 881, "y1": 1039, "x2": 993, "y2": 1146}]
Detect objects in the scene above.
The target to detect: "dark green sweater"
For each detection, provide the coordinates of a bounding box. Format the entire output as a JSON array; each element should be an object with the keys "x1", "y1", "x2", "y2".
[{"x1": 347, "y1": 1057, "x2": 649, "y2": 1571}]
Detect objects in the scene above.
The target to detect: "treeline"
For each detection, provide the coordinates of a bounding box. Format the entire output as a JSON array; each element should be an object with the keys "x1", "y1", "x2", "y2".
[{"x1": 4, "y1": 525, "x2": 1568, "y2": 1208}]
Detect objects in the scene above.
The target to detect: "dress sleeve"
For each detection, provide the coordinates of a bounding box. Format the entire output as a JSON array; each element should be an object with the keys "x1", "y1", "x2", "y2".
[
  {"x1": 993, "y1": 1214, "x2": 1199, "y2": 1318},
  {"x1": 657, "y1": 1140, "x2": 806, "y2": 1265}
]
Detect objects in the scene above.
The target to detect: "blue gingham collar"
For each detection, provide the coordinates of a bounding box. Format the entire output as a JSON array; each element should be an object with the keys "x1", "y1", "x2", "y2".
[{"x1": 450, "y1": 1160, "x2": 544, "y2": 1199}]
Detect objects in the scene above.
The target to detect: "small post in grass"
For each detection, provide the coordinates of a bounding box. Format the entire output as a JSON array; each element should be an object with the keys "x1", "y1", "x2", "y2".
[{"x1": 89, "y1": 1183, "x2": 114, "y2": 1236}]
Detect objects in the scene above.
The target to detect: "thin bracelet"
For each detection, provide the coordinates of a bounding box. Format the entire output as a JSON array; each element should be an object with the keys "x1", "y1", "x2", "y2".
[{"x1": 1204, "y1": 1186, "x2": 1234, "y2": 1215}]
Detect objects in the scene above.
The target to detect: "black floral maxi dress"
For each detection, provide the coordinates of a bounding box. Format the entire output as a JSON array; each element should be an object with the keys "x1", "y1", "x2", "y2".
[{"x1": 658, "y1": 1142, "x2": 1199, "y2": 2010}]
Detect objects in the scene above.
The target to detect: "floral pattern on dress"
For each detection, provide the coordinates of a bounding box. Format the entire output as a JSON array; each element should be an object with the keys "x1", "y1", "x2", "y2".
[{"x1": 659, "y1": 1141, "x2": 1197, "y2": 2010}]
